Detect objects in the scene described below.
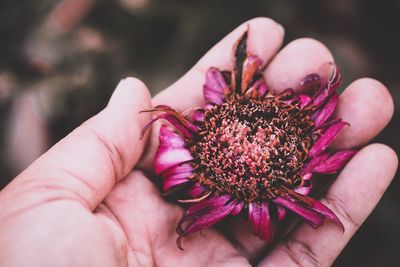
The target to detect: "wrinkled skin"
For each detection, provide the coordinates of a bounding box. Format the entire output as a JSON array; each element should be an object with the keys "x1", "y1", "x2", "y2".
[{"x1": 0, "y1": 18, "x2": 397, "y2": 267}]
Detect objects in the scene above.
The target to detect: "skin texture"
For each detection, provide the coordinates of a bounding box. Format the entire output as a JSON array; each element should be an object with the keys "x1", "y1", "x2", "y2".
[{"x1": 0, "y1": 18, "x2": 397, "y2": 267}]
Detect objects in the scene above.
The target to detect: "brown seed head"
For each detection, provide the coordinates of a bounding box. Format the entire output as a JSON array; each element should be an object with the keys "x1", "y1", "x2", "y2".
[{"x1": 190, "y1": 96, "x2": 315, "y2": 202}]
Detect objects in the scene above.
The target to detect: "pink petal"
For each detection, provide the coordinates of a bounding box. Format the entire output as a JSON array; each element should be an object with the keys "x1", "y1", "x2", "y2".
[
  {"x1": 274, "y1": 197, "x2": 324, "y2": 228},
  {"x1": 276, "y1": 205, "x2": 287, "y2": 221},
  {"x1": 295, "y1": 185, "x2": 312, "y2": 195},
  {"x1": 312, "y1": 93, "x2": 339, "y2": 127},
  {"x1": 203, "y1": 68, "x2": 229, "y2": 105},
  {"x1": 192, "y1": 108, "x2": 206, "y2": 123},
  {"x1": 161, "y1": 163, "x2": 194, "y2": 191},
  {"x1": 299, "y1": 94, "x2": 313, "y2": 109},
  {"x1": 308, "y1": 121, "x2": 348, "y2": 158},
  {"x1": 310, "y1": 150, "x2": 357, "y2": 174},
  {"x1": 154, "y1": 126, "x2": 193, "y2": 175},
  {"x1": 241, "y1": 55, "x2": 262, "y2": 93},
  {"x1": 177, "y1": 195, "x2": 236, "y2": 249},
  {"x1": 141, "y1": 105, "x2": 198, "y2": 139},
  {"x1": 249, "y1": 202, "x2": 273, "y2": 241},
  {"x1": 188, "y1": 183, "x2": 206, "y2": 197},
  {"x1": 299, "y1": 73, "x2": 321, "y2": 91},
  {"x1": 231, "y1": 202, "x2": 244, "y2": 215},
  {"x1": 311, "y1": 64, "x2": 341, "y2": 108}
]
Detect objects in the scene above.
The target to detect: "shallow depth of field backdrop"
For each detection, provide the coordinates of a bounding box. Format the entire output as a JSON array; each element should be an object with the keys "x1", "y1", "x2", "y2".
[{"x1": 0, "y1": 1, "x2": 399, "y2": 266}]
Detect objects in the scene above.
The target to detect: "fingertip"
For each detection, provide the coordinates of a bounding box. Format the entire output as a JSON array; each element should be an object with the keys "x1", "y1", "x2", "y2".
[
  {"x1": 333, "y1": 78, "x2": 394, "y2": 149},
  {"x1": 109, "y1": 77, "x2": 152, "y2": 110},
  {"x1": 264, "y1": 38, "x2": 334, "y2": 91}
]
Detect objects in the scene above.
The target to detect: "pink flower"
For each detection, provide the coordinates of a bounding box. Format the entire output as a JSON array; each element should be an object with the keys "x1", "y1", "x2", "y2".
[{"x1": 142, "y1": 31, "x2": 356, "y2": 249}]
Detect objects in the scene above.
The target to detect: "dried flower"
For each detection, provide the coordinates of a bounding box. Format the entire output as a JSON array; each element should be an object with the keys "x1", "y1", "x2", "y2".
[{"x1": 142, "y1": 31, "x2": 356, "y2": 249}]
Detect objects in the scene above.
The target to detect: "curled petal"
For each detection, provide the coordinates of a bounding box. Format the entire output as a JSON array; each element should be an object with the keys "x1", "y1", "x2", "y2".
[
  {"x1": 294, "y1": 185, "x2": 312, "y2": 195},
  {"x1": 299, "y1": 73, "x2": 321, "y2": 91},
  {"x1": 188, "y1": 183, "x2": 206, "y2": 197},
  {"x1": 192, "y1": 108, "x2": 206, "y2": 123},
  {"x1": 241, "y1": 55, "x2": 262, "y2": 94},
  {"x1": 161, "y1": 163, "x2": 194, "y2": 191},
  {"x1": 275, "y1": 192, "x2": 343, "y2": 230},
  {"x1": 274, "y1": 196, "x2": 324, "y2": 228},
  {"x1": 257, "y1": 83, "x2": 269, "y2": 98},
  {"x1": 154, "y1": 126, "x2": 193, "y2": 175},
  {"x1": 232, "y1": 31, "x2": 248, "y2": 95},
  {"x1": 231, "y1": 202, "x2": 244, "y2": 215},
  {"x1": 249, "y1": 202, "x2": 273, "y2": 241},
  {"x1": 276, "y1": 205, "x2": 286, "y2": 221},
  {"x1": 141, "y1": 105, "x2": 198, "y2": 139},
  {"x1": 305, "y1": 150, "x2": 356, "y2": 174},
  {"x1": 204, "y1": 68, "x2": 230, "y2": 105},
  {"x1": 312, "y1": 64, "x2": 342, "y2": 108},
  {"x1": 177, "y1": 195, "x2": 236, "y2": 249},
  {"x1": 312, "y1": 93, "x2": 339, "y2": 127},
  {"x1": 308, "y1": 121, "x2": 348, "y2": 158},
  {"x1": 298, "y1": 94, "x2": 313, "y2": 109}
]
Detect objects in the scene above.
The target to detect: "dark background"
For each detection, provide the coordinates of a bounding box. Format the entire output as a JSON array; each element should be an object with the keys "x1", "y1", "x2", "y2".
[{"x1": 0, "y1": 0, "x2": 399, "y2": 266}]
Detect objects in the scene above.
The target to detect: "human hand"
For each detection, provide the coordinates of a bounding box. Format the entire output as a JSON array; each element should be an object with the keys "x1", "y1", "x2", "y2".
[{"x1": 0, "y1": 18, "x2": 397, "y2": 267}]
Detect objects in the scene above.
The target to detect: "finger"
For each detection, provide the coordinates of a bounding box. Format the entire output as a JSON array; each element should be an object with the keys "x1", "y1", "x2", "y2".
[
  {"x1": 138, "y1": 17, "x2": 285, "y2": 171},
  {"x1": 259, "y1": 144, "x2": 398, "y2": 267},
  {"x1": 332, "y1": 78, "x2": 394, "y2": 149},
  {"x1": 154, "y1": 17, "x2": 285, "y2": 110},
  {"x1": 1, "y1": 78, "x2": 152, "y2": 210},
  {"x1": 264, "y1": 38, "x2": 334, "y2": 92},
  {"x1": 102, "y1": 171, "x2": 250, "y2": 267}
]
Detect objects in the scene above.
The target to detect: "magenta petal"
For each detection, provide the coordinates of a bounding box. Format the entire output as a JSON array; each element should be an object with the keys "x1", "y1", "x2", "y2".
[
  {"x1": 302, "y1": 153, "x2": 330, "y2": 174},
  {"x1": 203, "y1": 67, "x2": 229, "y2": 105},
  {"x1": 295, "y1": 185, "x2": 312, "y2": 195},
  {"x1": 310, "y1": 150, "x2": 357, "y2": 174},
  {"x1": 257, "y1": 83, "x2": 268, "y2": 98},
  {"x1": 274, "y1": 197, "x2": 324, "y2": 228},
  {"x1": 188, "y1": 183, "x2": 206, "y2": 197},
  {"x1": 154, "y1": 126, "x2": 193, "y2": 175},
  {"x1": 177, "y1": 195, "x2": 236, "y2": 248},
  {"x1": 298, "y1": 94, "x2": 313, "y2": 109},
  {"x1": 231, "y1": 202, "x2": 244, "y2": 215},
  {"x1": 249, "y1": 202, "x2": 273, "y2": 241},
  {"x1": 161, "y1": 163, "x2": 194, "y2": 191},
  {"x1": 192, "y1": 108, "x2": 206, "y2": 123},
  {"x1": 308, "y1": 121, "x2": 348, "y2": 158},
  {"x1": 142, "y1": 105, "x2": 198, "y2": 139},
  {"x1": 312, "y1": 65, "x2": 341, "y2": 108},
  {"x1": 276, "y1": 205, "x2": 287, "y2": 221},
  {"x1": 299, "y1": 73, "x2": 321, "y2": 91},
  {"x1": 306, "y1": 197, "x2": 344, "y2": 231},
  {"x1": 312, "y1": 93, "x2": 339, "y2": 127}
]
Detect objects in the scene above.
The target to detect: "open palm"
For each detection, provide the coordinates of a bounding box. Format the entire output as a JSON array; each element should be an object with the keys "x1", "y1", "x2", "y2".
[{"x1": 0, "y1": 18, "x2": 397, "y2": 267}]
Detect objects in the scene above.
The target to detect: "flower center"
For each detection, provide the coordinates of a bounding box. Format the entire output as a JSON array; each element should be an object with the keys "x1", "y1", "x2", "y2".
[{"x1": 190, "y1": 96, "x2": 315, "y2": 202}]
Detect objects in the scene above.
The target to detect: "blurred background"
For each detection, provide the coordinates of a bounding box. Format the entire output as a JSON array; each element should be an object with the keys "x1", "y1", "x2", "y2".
[{"x1": 0, "y1": 0, "x2": 398, "y2": 265}]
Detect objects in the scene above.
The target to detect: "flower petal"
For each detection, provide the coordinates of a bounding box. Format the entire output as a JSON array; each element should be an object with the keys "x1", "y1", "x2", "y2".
[
  {"x1": 188, "y1": 183, "x2": 206, "y2": 197},
  {"x1": 298, "y1": 94, "x2": 313, "y2": 109},
  {"x1": 192, "y1": 108, "x2": 206, "y2": 123},
  {"x1": 311, "y1": 64, "x2": 341, "y2": 108},
  {"x1": 204, "y1": 68, "x2": 230, "y2": 105},
  {"x1": 231, "y1": 201, "x2": 244, "y2": 215},
  {"x1": 177, "y1": 195, "x2": 236, "y2": 249},
  {"x1": 308, "y1": 121, "x2": 348, "y2": 158},
  {"x1": 241, "y1": 55, "x2": 262, "y2": 93},
  {"x1": 312, "y1": 93, "x2": 339, "y2": 127},
  {"x1": 308, "y1": 150, "x2": 357, "y2": 174},
  {"x1": 231, "y1": 31, "x2": 248, "y2": 95},
  {"x1": 161, "y1": 163, "x2": 194, "y2": 191},
  {"x1": 273, "y1": 196, "x2": 324, "y2": 228},
  {"x1": 249, "y1": 202, "x2": 273, "y2": 241},
  {"x1": 154, "y1": 126, "x2": 193, "y2": 175},
  {"x1": 141, "y1": 105, "x2": 198, "y2": 139}
]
